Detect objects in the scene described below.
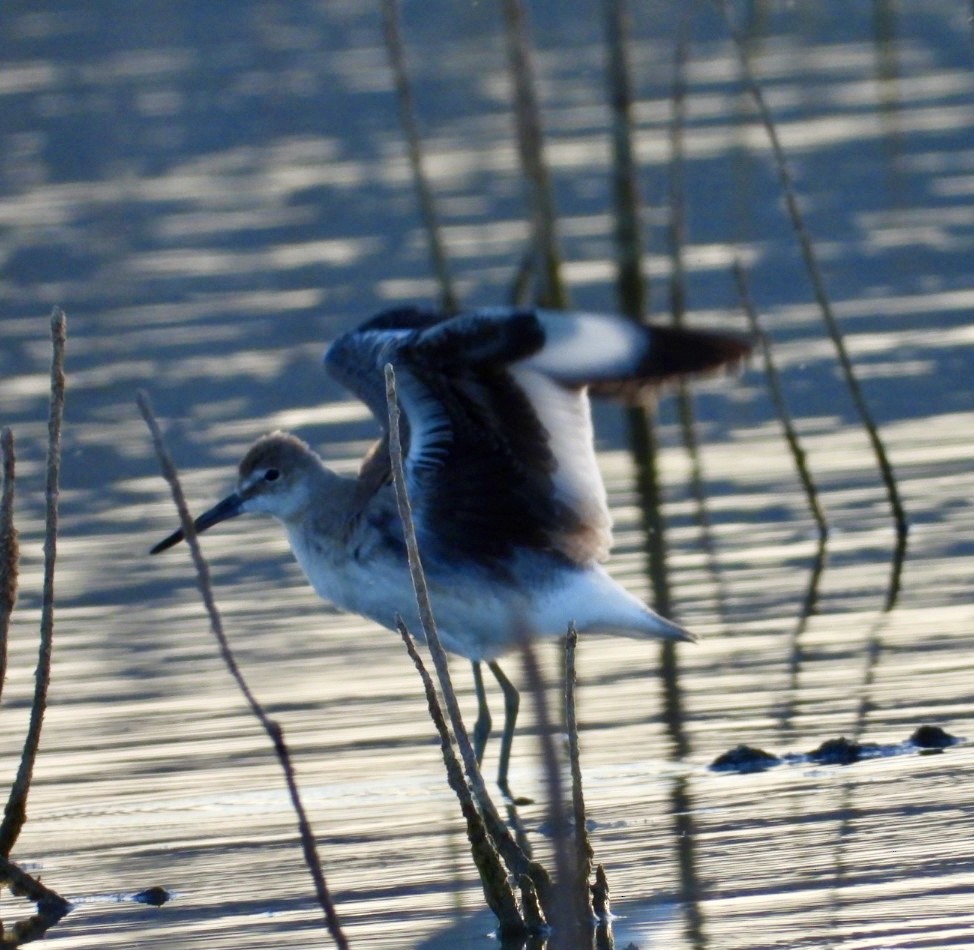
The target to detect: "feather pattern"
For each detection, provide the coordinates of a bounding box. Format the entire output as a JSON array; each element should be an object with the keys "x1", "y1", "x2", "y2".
[{"x1": 323, "y1": 305, "x2": 750, "y2": 570}]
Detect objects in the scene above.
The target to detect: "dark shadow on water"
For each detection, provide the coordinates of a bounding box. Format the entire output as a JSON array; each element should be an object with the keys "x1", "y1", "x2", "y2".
[
  {"x1": 882, "y1": 524, "x2": 908, "y2": 615},
  {"x1": 668, "y1": 774, "x2": 706, "y2": 950},
  {"x1": 775, "y1": 534, "x2": 828, "y2": 735}
]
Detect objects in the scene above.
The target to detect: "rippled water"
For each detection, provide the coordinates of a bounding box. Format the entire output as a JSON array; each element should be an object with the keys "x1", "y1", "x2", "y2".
[{"x1": 1, "y1": 2, "x2": 973, "y2": 947}]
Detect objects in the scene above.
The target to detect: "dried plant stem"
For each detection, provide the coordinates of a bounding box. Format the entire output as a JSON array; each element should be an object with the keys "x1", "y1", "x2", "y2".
[
  {"x1": 502, "y1": 0, "x2": 567, "y2": 309},
  {"x1": 520, "y1": 637, "x2": 575, "y2": 948},
  {"x1": 602, "y1": 0, "x2": 648, "y2": 317},
  {"x1": 383, "y1": 364, "x2": 551, "y2": 908},
  {"x1": 397, "y1": 620, "x2": 523, "y2": 934},
  {"x1": 381, "y1": 0, "x2": 459, "y2": 313},
  {"x1": 564, "y1": 624, "x2": 594, "y2": 928},
  {"x1": 667, "y1": 18, "x2": 730, "y2": 626},
  {"x1": 714, "y1": 0, "x2": 907, "y2": 542},
  {"x1": 592, "y1": 864, "x2": 613, "y2": 946},
  {"x1": 733, "y1": 263, "x2": 828, "y2": 540},
  {"x1": 600, "y1": 0, "x2": 688, "y2": 757},
  {"x1": 734, "y1": 263, "x2": 830, "y2": 730},
  {"x1": 0, "y1": 853, "x2": 70, "y2": 922},
  {"x1": 0, "y1": 308, "x2": 65, "y2": 856},
  {"x1": 137, "y1": 392, "x2": 348, "y2": 950},
  {"x1": 0, "y1": 428, "x2": 17, "y2": 704},
  {"x1": 665, "y1": 14, "x2": 689, "y2": 330},
  {"x1": 670, "y1": 774, "x2": 705, "y2": 946}
]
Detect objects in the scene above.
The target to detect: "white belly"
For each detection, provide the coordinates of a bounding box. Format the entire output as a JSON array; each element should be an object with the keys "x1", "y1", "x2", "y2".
[{"x1": 286, "y1": 525, "x2": 688, "y2": 662}]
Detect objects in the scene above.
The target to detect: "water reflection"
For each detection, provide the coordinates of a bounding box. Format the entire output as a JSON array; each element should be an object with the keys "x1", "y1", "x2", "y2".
[{"x1": 1, "y1": 0, "x2": 974, "y2": 947}]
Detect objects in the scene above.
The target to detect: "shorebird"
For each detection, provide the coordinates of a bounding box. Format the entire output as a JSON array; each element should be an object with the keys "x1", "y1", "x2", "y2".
[{"x1": 151, "y1": 306, "x2": 750, "y2": 794}]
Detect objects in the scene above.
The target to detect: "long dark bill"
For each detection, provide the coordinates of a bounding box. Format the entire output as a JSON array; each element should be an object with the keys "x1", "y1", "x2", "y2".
[{"x1": 149, "y1": 493, "x2": 244, "y2": 554}]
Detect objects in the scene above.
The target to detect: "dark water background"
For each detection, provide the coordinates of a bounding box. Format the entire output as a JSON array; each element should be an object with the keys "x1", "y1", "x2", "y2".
[{"x1": 1, "y1": 2, "x2": 973, "y2": 947}]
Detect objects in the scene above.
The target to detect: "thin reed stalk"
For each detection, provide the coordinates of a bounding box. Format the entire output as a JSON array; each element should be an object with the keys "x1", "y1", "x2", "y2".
[
  {"x1": 714, "y1": 0, "x2": 908, "y2": 543},
  {"x1": 381, "y1": 0, "x2": 459, "y2": 313},
  {"x1": 564, "y1": 624, "x2": 595, "y2": 930},
  {"x1": 733, "y1": 262, "x2": 828, "y2": 541},
  {"x1": 501, "y1": 0, "x2": 568, "y2": 309},
  {"x1": 397, "y1": 619, "x2": 523, "y2": 933},
  {"x1": 0, "y1": 428, "x2": 17, "y2": 704},
  {"x1": 519, "y1": 637, "x2": 575, "y2": 948},
  {"x1": 667, "y1": 17, "x2": 731, "y2": 626},
  {"x1": 0, "y1": 308, "x2": 66, "y2": 856},
  {"x1": 600, "y1": 0, "x2": 689, "y2": 756},
  {"x1": 383, "y1": 364, "x2": 552, "y2": 909},
  {"x1": 777, "y1": 539, "x2": 827, "y2": 734},
  {"x1": 670, "y1": 775, "x2": 705, "y2": 949},
  {"x1": 665, "y1": 15, "x2": 689, "y2": 330},
  {"x1": 592, "y1": 864, "x2": 614, "y2": 949},
  {"x1": 734, "y1": 262, "x2": 830, "y2": 731},
  {"x1": 137, "y1": 392, "x2": 348, "y2": 950},
  {"x1": 602, "y1": 0, "x2": 648, "y2": 317}
]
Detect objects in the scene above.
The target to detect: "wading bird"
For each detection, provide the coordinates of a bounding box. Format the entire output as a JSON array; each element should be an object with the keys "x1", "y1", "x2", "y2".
[{"x1": 151, "y1": 306, "x2": 750, "y2": 795}]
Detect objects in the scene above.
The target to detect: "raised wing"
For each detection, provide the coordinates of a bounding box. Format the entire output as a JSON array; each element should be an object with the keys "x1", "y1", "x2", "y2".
[{"x1": 324, "y1": 306, "x2": 750, "y2": 568}]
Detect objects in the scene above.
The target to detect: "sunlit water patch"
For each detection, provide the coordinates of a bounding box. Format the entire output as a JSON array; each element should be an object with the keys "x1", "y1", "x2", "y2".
[{"x1": 1, "y1": 1, "x2": 973, "y2": 947}]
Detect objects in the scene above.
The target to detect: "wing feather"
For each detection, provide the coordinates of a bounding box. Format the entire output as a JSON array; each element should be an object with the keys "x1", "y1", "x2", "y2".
[{"x1": 323, "y1": 306, "x2": 750, "y2": 570}]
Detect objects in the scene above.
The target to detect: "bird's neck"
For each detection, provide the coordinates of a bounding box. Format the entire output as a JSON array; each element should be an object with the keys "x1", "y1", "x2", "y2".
[{"x1": 292, "y1": 464, "x2": 359, "y2": 536}]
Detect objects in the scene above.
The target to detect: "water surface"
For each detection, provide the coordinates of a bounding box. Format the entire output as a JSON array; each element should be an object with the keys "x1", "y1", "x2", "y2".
[{"x1": 1, "y1": 2, "x2": 973, "y2": 947}]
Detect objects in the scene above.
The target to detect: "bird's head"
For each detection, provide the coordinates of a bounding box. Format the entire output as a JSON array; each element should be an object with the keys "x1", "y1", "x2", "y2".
[{"x1": 150, "y1": 431, "x2": 320, "y2": 554}]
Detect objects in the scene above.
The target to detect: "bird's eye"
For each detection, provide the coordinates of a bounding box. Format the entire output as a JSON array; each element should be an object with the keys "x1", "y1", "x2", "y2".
[{"x1": 264, "y1": 468, "x2": 280, "y2": 482}]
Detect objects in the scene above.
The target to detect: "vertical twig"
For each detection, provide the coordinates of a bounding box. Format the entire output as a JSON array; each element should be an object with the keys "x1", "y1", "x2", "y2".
[
  {"x1": 714, "y1": 0, "x2": 908, "y2": 544},
  {"x1": 0, "y1": 308, "x2": 65, "y2": 856},
  {"x1": 667, "y1": 15, "x2": 731, "y2": 626},
  {"x1": 0, "y1": 428, "x2": 17, "y2": 704},
  {"x1": 381, "y1": 0, "x2": 459, "y2": 313},
  {"x1": 383, "y1": 364, "x2": 552, "y2": 906},
  {"x1": 871, "y1": 0, "x2": 904, "y2": 177},
  {"x1": 734, "y1": 262, "x2": 830, "y2": 731},
  {"x1": 137, "y1": 392, "x2": 349, "y2": 950},
  {"x1": 733, "y1": 263, "x2": 828, "y2": 540},
  {"x1": 600, "y1": 0, "x2": 688, "y2": 757},
  {"x1": 665, "y1": 12, "x2": 689, "y2": 331},
  {"x1": 520, "y1": 637, "x2": 575, "y2": 948},
  {"x1": 777, "y1": 540, "x2": 827, "y2": 734},
  {"x1": 502, "y1": 0, "x2": 568, "y2": 309},
  {"x1": 670, "y1": 774, "x2": 705, "y2": 948},
  {"x1": 565, "y1": 624, "x2": 595, "y2": 929},
  {"x1": 592, "y1": 864, "x2": 614, "y2": 948},
  {"x1": 397, "y1": 620, "x2": 524, "y2": 935},
  {"x1": 603, "y1": 0, "x2": 648, "y2": 317}
]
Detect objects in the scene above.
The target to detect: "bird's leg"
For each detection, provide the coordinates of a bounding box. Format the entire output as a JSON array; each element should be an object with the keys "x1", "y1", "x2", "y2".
[
  {"x1": 471, "y1": 661, "x2": 491, "y2": 765},
  {"x1": 488, "y1": 659, "x2": 520, "y2": 800}
]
